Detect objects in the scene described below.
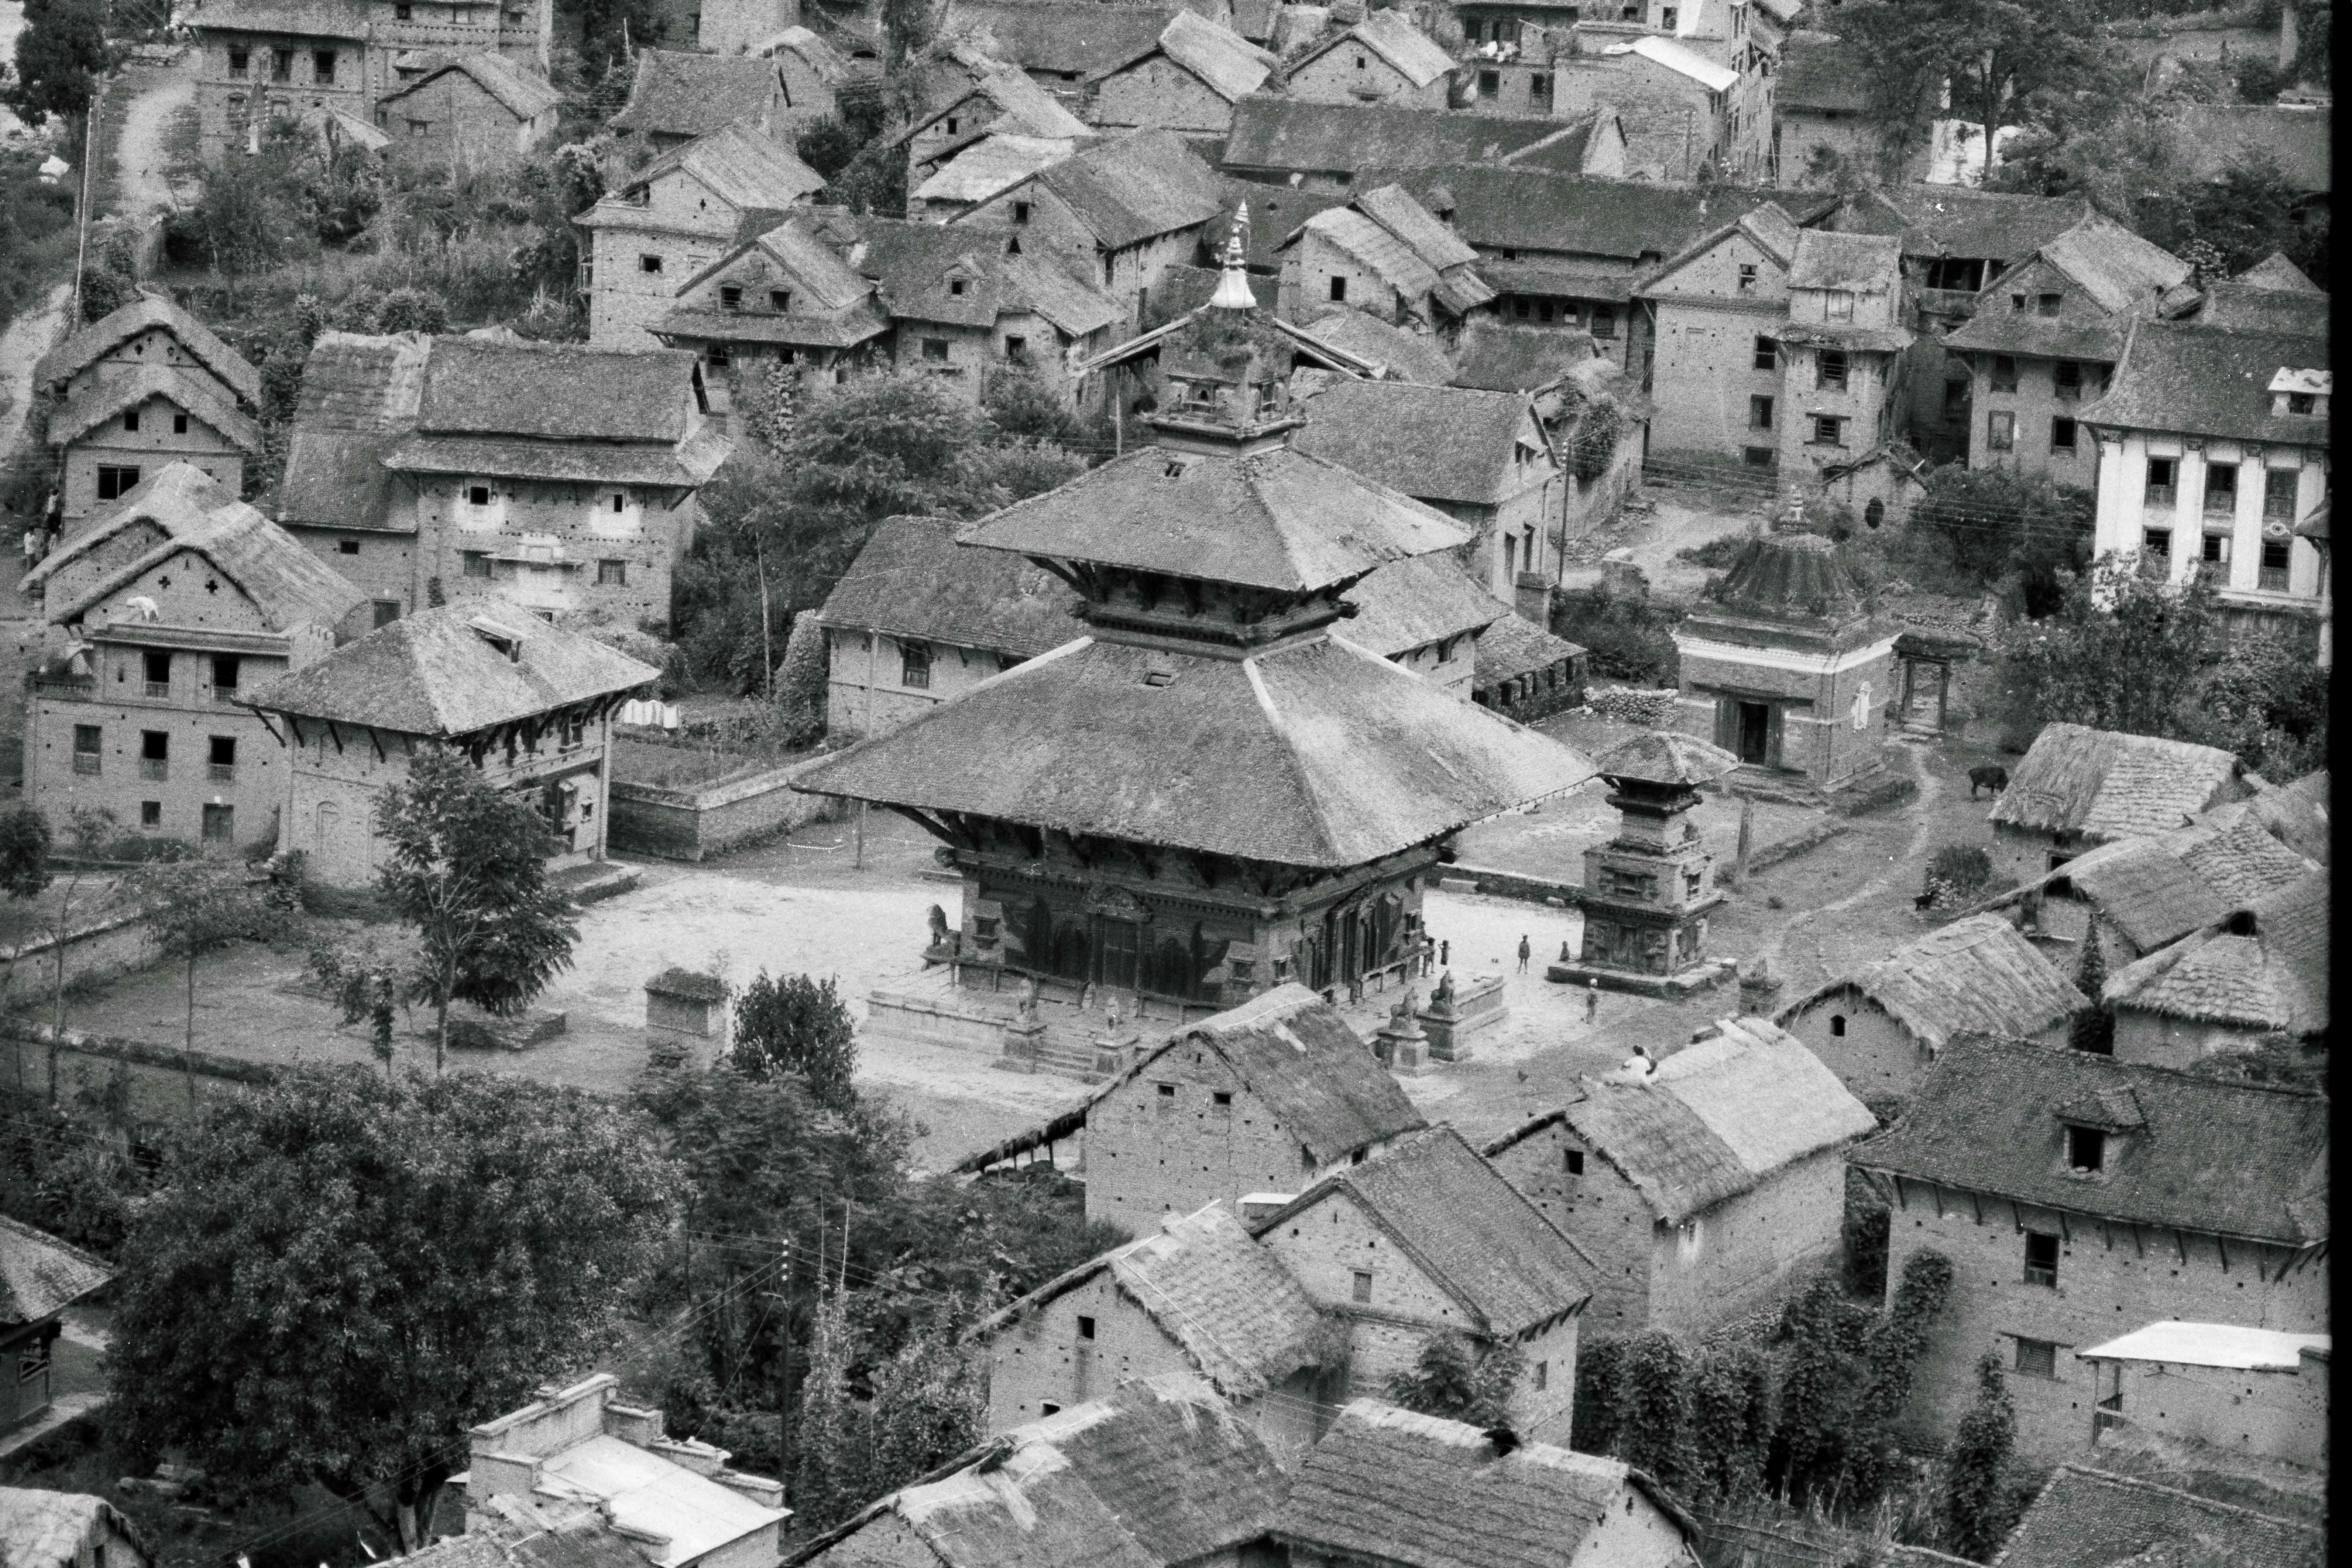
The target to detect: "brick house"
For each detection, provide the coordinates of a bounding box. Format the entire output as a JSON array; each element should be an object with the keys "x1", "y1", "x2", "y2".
[
  {"x1": 2072, "y1": 1321, "x2": 2328, "y2": 1469},
  {"x1": 1996, "y1": 1465, "x2": 2323, "y2": 1568},
  {"x1": 1253, "y1": 1126, "x2": 1595, "y2": 1436},
  {"x1": 1769, "y1": 229, "x2": 1910, "y2": 487},
  {"x1": 1087, "y1": 10, "x2": 1276, "y2": 135},
  {"x1": 1849, "y1": 1037, "x2": 2330, "y2": 1463},
  {"x1": 1273, "y1": 1401, "x2": 1704, "y2": 1568},
  {"x1": 1284, "y1": 10, "x2": 1454, "y2": 109},
  {"x1": 0, "y1": 1216, "x2": 112, "y2": 1436},
  {"x1": 897, "y1": 60, "x2": 1094, "y2": 206},
  {"x1": 1987, "y1": 723, "x2": 2254, "y2": 889},
  {"x1": 2080, "y1": 321, "x2": 2331, "y2": 645},
  {"x1": 939, "y1": 1, "x2": 1191, "y2": 105},
  {"x1": 1668, "y1": 530, "x2": 1895, "y2": 788},
  {"x1": 1292, "y1": 378, "x2": 1559, "y2": 601},
  {"x1": 188, "y1": 0, "x2": 551, "y2": 161},
  {"x1": 462, "y1": 1373, "x2": 784, "y2": 1567},
  {"x1": 1221, "y1": 96, "x2": 1626, "y2": 195},
  {"x1": 909, "y1": 132, "x2": 1091, "y2": 224},
  {"x1": 960, "y1": 984, "x2": 1428, "y2": 1225},
  {"x1": 248, "y1": 605, "x2": 656, "y2": 887},
  {"x1": 1550, "y1": 34, "x2": 1744, "y2": 182},
  {"x1": 973, "y1": 1200, "x2": 1332, "y2": 1461},
  {"x1": 575, "y1": 125, "x2": 828, "y2": 348},
  {"x1": 748, "y1": 25, "x2": 852, "y2": 121},
  {"x1": 1942, "y1": 216, "x2": 2188, "y2": 485},
  {"x1": 276, "y1": 332, "x2": 732, "y2": 631},
  {"x1": 0, "y1": 1489, "x2": 153, "y2": 1568},
  {"x1": 2102, "y1": 872, "x2": 2327, "y2": 1067},
  {"x1": 951, "y1": 129, "x2": 1228, "y2": 333},
  {"x1": 697, "y1": 0, "x2": 796, "y2": 56},
  {"x1": 1639, "y1": 201, "x2": 1797, "y2": 467},
  {"x1": 648, "y1": 215, "x2": 892, "y2": 414},
  {"x1": 1274, "y1": 183, "x2": 1496, "y2": 347},
  {"x1": 23, "y1": 464, "x2": 364, "y2": 851},
  {"x1": 792, "y1": 1374, "x2": 1291, "y2": 1568},
  {"x1": 608, "y1": 47, "x2": 823, "y2": 152},
  {"x1": 33, "y1": 293, "x2": 265, "y2": 527},
  {"x1": 1775, "y1": 913, "x2": 2085, "y2": 1110},
  {"x1": 1483, "y1": 1016, "x2": 1875, "y2": 1339},
  {"x1": 1774, "y1": 29, "x2": 1882, "y2": 186},
  {"x1": 375, "y1": 53, "x2": 559, "y2": 174}
]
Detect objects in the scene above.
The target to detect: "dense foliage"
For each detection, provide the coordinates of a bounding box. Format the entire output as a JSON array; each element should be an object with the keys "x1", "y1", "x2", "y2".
[
  {"x1": 1387, "y1": 1332, "x2": 1525, "y2": 1427},
  {"x1": 0, "y1": 0, "x2": 115, "y2": 128},
  {"x1": 733, "y1": 971, "x2": 859, "y2": 1110}
]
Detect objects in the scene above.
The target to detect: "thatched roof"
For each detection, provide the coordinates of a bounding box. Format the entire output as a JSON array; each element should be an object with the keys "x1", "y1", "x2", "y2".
[
  {"x1": 1851, "y1": 1038, "x2": 2328, "y2": 1247},
  {"x1": 2103, "y1": 872, "x2": 2327, "y2": 1036},
  {"x1": 0, "y1": 1489, "x2": 154, "y2": 1568},
  {"x1": 1487, "y1": 1018, "x2": 1875, "y2": 1224},
  {"x1": 1272, "y1": 1400, "x2": 1700, "y2": 1568},
  {"x1": 48, "y1": 361, "x2": 263, "y2": 453},
  {"x1": 279, "y1": 330, "x2": 432, "y2": 532},
  {"x1": 1781, "y1": 913, "x2": 2083, "y2": 1054},
  {"x1": 1991, "y1": 1466, "x2": 2322, "y2": 1568},
  {"x1": 1992, "y1": 722, "x2": 2249, "y2": 842},
  {"x1": 1975, "y1": 810, "x2": 2318, "y2": 958},
  {"x1": 31, "y1": 290, "x2": 261, "y2": 406}
]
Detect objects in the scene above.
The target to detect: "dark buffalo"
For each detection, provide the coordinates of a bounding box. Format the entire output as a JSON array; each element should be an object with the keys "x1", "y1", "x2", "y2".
[{"x1": 1968, "y1": 765, "x2": 2009, "y2": 799}]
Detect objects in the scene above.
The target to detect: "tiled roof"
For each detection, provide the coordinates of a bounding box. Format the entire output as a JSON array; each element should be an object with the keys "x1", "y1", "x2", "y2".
[
  {"x1": 941, "y1": 1, "x2": 1183, "y2": 80},
  {"x1": 0, "y1": 1215, "x2": 112, "y2": 1327},
  {"x1": 1367, "y1": 164, "x2": 1813, "y2": 263},
  {"x1": 1259, "y1": 1126, "x2": 1596, "y2": 1336},
  {"x1": 1293, "y1": 379, "x2": 1537, "y2": 506},
  {"x1": 1290, "y1": 9, "x2": 1454, "y2": 87},
  {"x1": 786, "y1": 1374, "x2": 1290, "y2": 1568},
  {"x1": 1990, "y1": 1466, "x2": 2323, "y2": 1568},
  {"x1": 1778, "y1": 28, "x2": 1869, "y2": 113},
  {"x1": 979, "y1": 1201, "x2": 1325, "y2": 1399},
  {"x1": 835, "y1": 213, "x2": 1119, "y2": 336},
  {"x1": 1851, "y1": 1037, "x2": 2329, "y2": 1245},
  {"x1": 31, "y1": 291, "x2": 261, "y2": 405},
  {"x1": 610, "y1": 49, "x2": 780, "y2": 138},
  {"x1": 1299, "y1": 308, "x2": 1455, "y2": 383},
  {"x1": 1782, "y1": 913, "x2": 2082, "y2": 1055},
  {"x1": 2078, "y1": 320, "x2": 2330, "y2": 446},
  {"x1": 1294, "y1": 207, "x2": 1445, "y2": 301},
  {"x1": 379, "y1": 53, "x2": 560, "y2": 118},
  {"x1": 958, "y1": 439, "x2": 1470, "y2": 592},
  {"x1": 1355, "y1": 182, "x2": 1481, "y2": 271},
  {"x1": 2103, "y1": 871, "x2": 2327, "y2": 1035},
  {"x1": 1828, "y1": 183, "x2": 2093, "y2": 265},
  {"x1": 694, "y1": 216, "x2": 877, "y2": 312},
  {"x1": 1942, "y1": 311, "x2": 2132, "y2": 361},
  {"x1": 380, "y1": 430, "x2": 731, "y2": 488},
  {"x1": 1273, "y1": 1401, "x2": 1698, "y2": 1568},
  {"x1": 47, "y1": 471, "x2": 366, "y2": 633},
  {"x1": 249, "y1": 602, "x2": 658, "y2": 737},
  {"x1": 912, "y1": 132, "x2": 1078, "y2": 205},
  {"x1": 1489, "y1": 1018, "x2": 1875, "y2": 1224},
  {"x1": 792, "y1": 629, "x2": 1591, "y2": 867},
  {"x1": 1787, "y1": 228, "x2": 1900, "y2": 292},
  {"x1": 907, "y1": 60, "x2": 1093, "y2": 147},
  {"x1": 2193, "y1": 281, "x2": 2329, "y2": 335},
  {"x1": 1183, "y1": 982, "x2": 1429, "y2": 1160},
  {"x1": 1992, "y1": 722, "x2": 2248, "y2": 841},
  {"x1": 1023, "y1": 128, "x2": 1227, "y2": 250},
  {"x1": 816, "y1": 514, "x2": 1081, "y2": 657},
  {"x1": 617, "y1": 123, "x2": 828, "y2": 212},
  {"x1": 279, "y1": 330, "x2": 429, "y2": 530},
  {"x1": 2036, "y1": 216, "x2": 2191, "y2": 315},
  {"x1": 2161, "y1": 103, "x2": 2331, "y2": 194},
  {"x1": 1104, "y1": 9, "x2": 1275, "y2": 101},
  {"x1": 1702, "y1": 530, "x2": 1873, "y2": 624},
  {"x1": 47, "y1": 361, "x2": 262, "y2": 453},
  {"x1": 0, "y1": 1489, "x2": 152, "y2": 1568},
  {"x1": 414, "y1": 337, "x2": 700, "y2": 443},
  {"x1": 750, "y1": 25, "x2": 853, "y2": 80},
  {"x1": 1473, "y1": 610, "x2": 1585, "y2": 689},
  {"x1": 1347, "y1": 557, "x2": 1507, "y2": 656},
  {"x1": 186, "y1": 0, "x2": 366, "y2": 36},
  {"x1": 1225, "y1": 97, "x2": 1599, "y2": 180},
  {"x1": 2231, "y1": 252, "x2": 2321, "y2": 293},
  {"x1": 1450, "y1": 321, "x2": 1602, "y2": 394}
]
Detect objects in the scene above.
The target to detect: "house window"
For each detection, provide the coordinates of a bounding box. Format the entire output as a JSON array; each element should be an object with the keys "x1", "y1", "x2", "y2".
[
  {"x1": 720, "y1": 285, "x2": 742, "y2": 310},
  {"x1": 1564, "y1": 1149, "x2": 1584, "y2": 1175},
  {"x1": 1742, "y1": 446, "x2": 1775, "y2": 468},
  {"x1": 1355, "y1": 53, "x2": 1367, "y2": 69},
  {"x1": 272, "y1": 48, "x2": 294, "y2": 82},
  {"x1": 1039, "y1": 1403, "x2": 1060, "y2": 1416},
  {"x1": 1923, "y1": 258, "x2": 1982, "y2": 292},
  {"x1": 2037, "y1": 292, "x2": 2062, "y2": 316},
  {"x1": 461, "y1": 550, "x2": 491, "y2": 578},
  {"x1": 1158, "y1": 1083, "x2": 1177, "y2": 1108},
  {"x1": 408, "y1": 118, "x2": 429, "y2": 136},
  {"x1": 1817, "y1": 350, "x2": 1847, "y2": 390},
  {"x1": 1351, "y1": 1270, "x2": 1373, "y2": 1303},
  {"x1": 639, "y1": 254, "x2": 663, "y2": 274},
  {"x1": 1479, "y1": 69, "x2": 1499, "y2": 97},
  {"x1": 1989, "y1": 354, "x2": 2017, "y2": 393},
  {"x1": 948, "y1": 278, "x2": 966, "y2": 296},
  {"x1": 901, "y1": 643, "x2": 931, "y2": 688},
  {"x1": 1329, "y1": 276, "x2": 1347, "y2": 303},
  {"x1": 96, "y1": 465, "x2": 141, "y2": 501},
  {"x1": 2023, "y1": 1231, "x2": 2059, "y2": 1288},
  {"x1": 17, "y1": 1346, "x2": 48, "y2": 1384},
  {"x1": 2263, "y1": 468, "x2": 2300, "y2": 519},
  {"x1": 72, "y1": 725, "x2": 101, "y2": 775},
  {"x1": 2014, "y1": 1338, "x2": 2058, "y2": 1379},
  {"x1": 140, "y1": 730, "x2": 169, "y2": 780},
  {"x1": 173, "y1": 412, "x2": 189, "y2": 434},
  {"x1": 2051, "y1": 417, "x2": 2077, "y2": 454},
  {"x1": 592, "y1": 558, "x2": 627, "y2": 588},
  {"x1": 1076, "y1": 1315, "x2": 1096, "y2": 1340},
  {"x1": 122, "y1": 408, "x2": 140, "y2": 432},
  {"x1": 1825, "y1": 289, "x2": 1853, "y2": 321},
  {"x1": 314, "y1": 49, "x2": 336, "y2": 83},
  {"x1": 209, "y1": 735, "x2": 237, "y2": 781},
  {"x1": 1749, "y1": 395, "x2": 1774, "y2": 430},
  {"x1": 140, "y1": 802, "x2": 161, "y2": 827},
  {"x1": 1513, "y1": 298, "x2": 1531, "y2": 320},
  {"x1": 373, "y1": 600, "x2": 401, "y2": 628},
  {"x1": 2286, "y1": 391, "x2": 2314, "y2": 415},
  {"x1": 2143, "y1": 527, "x2": 2172, "y2": 562},
  {"x1": 1808, "y1": 414, "x2": 1845, "y2": 446},
  {"x1": 1577, "y1": 303, "x2": 1611, "y2": 340},
  {"x1": 2203, "y1": 463, "x2": 2236, "y2": 516},
  {"x1": 144, "y1": 650, "x2": 171, "y2": 697},
  {"x1": 1987, "y1": 411, "x2": 2014, "y2": 451},
  {"x1": 922, "y1": 338, "x2": 949, "y2": 361},
  {"x1": 1012, "y1": 200, "x2": 1030, "y2": 225},
  {"x1": 2066, "y1": 1125, "x2": 2106, "y2": 1172},
  {"x1": 707, "y1": 341, "x2": 731, "y2": 367},
  {"x1": 1534, "y1": 1360, "x2": 1549, "y2": 1390},
  {"x1": 396, "y1": 1, "x2": 411, "y2": 14},
  {"x1": 228, "y1": 47, "x2": 249, "y2": 76},
  {"x1": 2011, "y1": 294, "x2": 2027, "y2": 312},
  {"x1": 2144, "y1": 456, "x2": 2176, "y2": 507},
  {"x1": 1004, "y1": 335, "x2": 1027, "y2": 363},
  {"x1": 1530, "y1": 73, "x2": 1550, "y2": 102},
  {"x1": 1829, "y1": 1013, "x2": 1846, "y2": 1036},
  {"x1": 1737, "y1": 263, "x2": 1757, "y2": 294},
  {"x1": 212, "y1": 655, "x2": 240, "y2": 697},
  {"x1": 2054, "y1": 360, "x2": 2083, "y2": 400},
  {"x1": 336, "y1": 538, "x2": 361, "y2": 555},
  {"x1": 2201, "y1": 533, "x2": 2227, "y2": 566},
  {"x1": 2259, "y1": 538, "x2": 2292, "y2": 592},
  {"x1": 1753, "y1": 336, "x2": 1775, "y2": 371},
  {"x1": 468, "y1": 485, "x2": 492, "y2": 507}
]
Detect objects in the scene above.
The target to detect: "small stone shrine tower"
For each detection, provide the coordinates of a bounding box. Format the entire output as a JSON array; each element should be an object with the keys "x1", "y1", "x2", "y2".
[{"x1": 1548, "y1": 732, "x2": 1739, "y2": 996}]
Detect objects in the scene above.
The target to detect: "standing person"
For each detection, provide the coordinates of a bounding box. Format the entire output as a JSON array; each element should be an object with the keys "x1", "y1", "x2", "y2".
[
  {"x1": 1516, "y1": 935, "x2": 1531, "y2": 974},
  {"x1": 20, "y1": 526, "x2": 36, "y2": 572},
  {"x1": 1585, "y1": 978, "x2": 1600, "y2": 1024}
]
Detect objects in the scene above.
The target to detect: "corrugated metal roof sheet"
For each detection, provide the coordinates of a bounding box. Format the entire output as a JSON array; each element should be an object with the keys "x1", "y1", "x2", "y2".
[{"x1": 2078, "y1": 1321, "x2": 2328, "y2": 1371}]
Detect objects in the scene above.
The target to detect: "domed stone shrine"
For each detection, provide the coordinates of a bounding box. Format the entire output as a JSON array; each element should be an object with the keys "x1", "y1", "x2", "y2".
[{"x1": 1668, "y1": 530, "x2": 1896, "y2": 789}]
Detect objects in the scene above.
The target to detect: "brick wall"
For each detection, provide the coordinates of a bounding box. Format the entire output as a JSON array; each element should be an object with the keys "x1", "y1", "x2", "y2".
[
  {"x1": 1671, "y1": 636, "x2": 1894, "y2": 788},
  {"x1": 1779, "y1": 989, "x2": 1928, "y2": 1105},
  {"x1": 59, "y1": 408, "x2": 246, "y2": 524},
  {"x1": 1286, "y1": 49, "x2": 1444, "y2": 109},
  {"x1": 607, "y1": 751, "x2": 837, "y2": 860},
  {"x1": 1776, "y1": 342, "x2": 1902, "y2": 485},
  {"x1": 193, "y1": 33, "x2": 374, "y2": 160},
  {"x1": 1647, "y1": 301, "x2": 1788, "y2": 464},
  {"x1": 410, "y1": 476, "x2": 691, "y2": 632},
  {"x1": 824, "y1": 628, "x2": 1027, "y2": 737},
  {"x1": 2091, "y1": 1353, "x2": 2326, "y2": 1466},
  {"x1": 1880, "y1": 1180, "x2": 2329, "y2": 1461},
  {"x1": 588, "y1": 200, "x2": 736, "y2": 348},
  {"x1": 1488, "y1": 1120, "x2": 1653, "y2": 1333},
  {"x1": 283, "y1": 523, "x2": 420, "y2": 624},
  {"x1": 1553, "y1": 55, "x2": 1722, "y2": 180},
  {"x1": 1092, "y1": 57, "x2": 1238, "y2": 133},
  {"x1": 1085, "y1": 1047, "x2": 1337, "y2": 1228},
  {"x1": 382, "y1": 70, "x2": 548, "y2": 174}
]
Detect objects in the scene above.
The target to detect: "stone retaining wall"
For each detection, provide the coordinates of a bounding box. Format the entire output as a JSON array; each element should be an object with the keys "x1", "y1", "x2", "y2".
[{"x1": 608, "y1": 753, "x2": 842, "y2": 862}]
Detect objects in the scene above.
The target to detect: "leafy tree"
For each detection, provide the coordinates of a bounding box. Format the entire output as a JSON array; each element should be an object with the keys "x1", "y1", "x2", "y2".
[
  {"x1": 0, "y1": 0, "x2": 115, "y2": 129},
  {"x1": 1613, "y1": 1332, "x2": 1695, "y2": 1491},
  {"x1": 372, "y1": 750, "x2": 579, "y2": 1072},
  {"x1": 1771, "y1": 1274, "x2": 1875, "y2": 1505},
  {"x1": 1863, "y1": 1250, "x2": 1954, "y2": 1417},
  {"x1": 1840, "y1": 0, "x2": 2119, "y2": 182},
  {"x1": 309, "y1": 937, "x2": 407, "y2": 1074},
  {"x1": 76, "y1": 267, "x2": 133, "y2": 323},
  {"x1": 2176, "y1": 623, "x2": 2329, "y2": 778},
  {"x1": 0, "y1": 806, "x2": 53, "y2": 1094},
  {"x1": 1686, "y1": 1347, "x2": 1772, "y2": 1504},
  {"x1": 1907, "y1": 466, "x2": 2093, "y2": 611},
  {"x1": 732, "y1": 971, "x2": 858, "y2": 1109},
  {"x1": 1985, "y1": 557, "x2": 2218, "y2": 744},
  {"x1": 107, "y1": 1066, "x2": 671, "y2": 1548},
  {"x1": 1943, "y1": 1354, "x2": 2020, "y2": 1560},
  {"x1": 39, "y1": 807, "x2": 117, "y2": 1101},
  {"x1": 1387, "y1": 1331, "x2": 1523, "y2": 1427},
  {"x1": 131, "y1": 854, "x2": 292, "y2": 1107},
  {"x1": 983, "y1": 363, "x2": 1089, "y2": 445},
  {"x1": 2071, "y1": 920, "x2": 2114, "y2": 1054}
]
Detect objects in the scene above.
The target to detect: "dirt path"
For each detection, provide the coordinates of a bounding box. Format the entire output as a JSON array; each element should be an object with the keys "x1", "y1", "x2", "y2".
[
  {"x1": 0, "y1": 282, "x2": 69, "y2": 459},
  {"x1": 1760, "y1": 740, "x2": 1942, "y2": 977},
  {"x1": 113, "y1": 55, "x2": 198, "y2": 215}
]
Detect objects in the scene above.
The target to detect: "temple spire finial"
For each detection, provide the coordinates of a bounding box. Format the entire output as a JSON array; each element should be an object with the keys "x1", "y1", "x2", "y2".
[{"x1": 1209, "y1": 202, "x2": 1255, "y2": 310}]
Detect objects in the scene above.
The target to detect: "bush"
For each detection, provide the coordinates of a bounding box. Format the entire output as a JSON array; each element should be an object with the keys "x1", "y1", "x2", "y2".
[
  {"x1": 371, "y1": 286, "x2": 448, "y2": 334},
  {"x1": 1586, "y1": 686, "x2": 1681, "y2": 726},
  {"x1": 1676, "y1": 528, "x2": 1755, "y2": 568},
  {"x1": 77, "y1": 267, "x2": 135, "y2": 323},
  {"x1": 1921, "y1": 844, "x2": 1993, "y2": 907},
  {"x1": 1555, "y1": 592, "x2": 1683, "y2": 684}
]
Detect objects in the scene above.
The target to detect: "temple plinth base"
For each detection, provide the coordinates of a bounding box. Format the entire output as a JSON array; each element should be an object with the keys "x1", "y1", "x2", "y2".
[{"x1": 1545, "y1": 959, "x2": 1733, "y2": 998}]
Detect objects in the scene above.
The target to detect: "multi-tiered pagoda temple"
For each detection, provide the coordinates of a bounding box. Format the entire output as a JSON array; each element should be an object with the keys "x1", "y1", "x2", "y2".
[{"x1": 796, "y1": 247, "x2": 1593, "y2": 1011}]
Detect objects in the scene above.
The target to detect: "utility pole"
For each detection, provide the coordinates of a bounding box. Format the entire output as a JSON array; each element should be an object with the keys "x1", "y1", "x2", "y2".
[
  {"x1": 71, "y1": 75, "x2": 107, "y2": 327},
  {"x1": 767, "y1": 1237, "x2": 794, "y2": 1490}
]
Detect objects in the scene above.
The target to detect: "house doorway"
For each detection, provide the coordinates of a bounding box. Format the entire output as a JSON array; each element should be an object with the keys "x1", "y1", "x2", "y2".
[
  {"x1": 1094, "y1": 919, "x2": 1142, "y2": 991},
  {"x1": 1735, "y1": 701, "x2": 1771, "y2": 764}
]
